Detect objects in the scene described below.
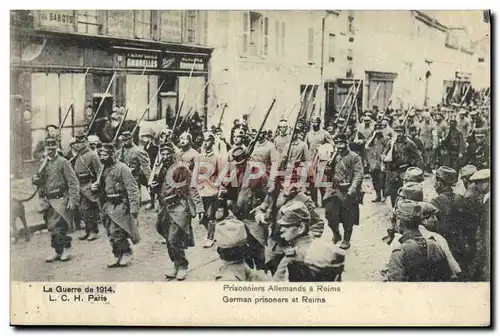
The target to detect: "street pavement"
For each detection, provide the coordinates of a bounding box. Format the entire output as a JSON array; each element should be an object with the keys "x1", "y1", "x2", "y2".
[{"x1": 10, "y1": 175, "x2": 437, "y2": 282}]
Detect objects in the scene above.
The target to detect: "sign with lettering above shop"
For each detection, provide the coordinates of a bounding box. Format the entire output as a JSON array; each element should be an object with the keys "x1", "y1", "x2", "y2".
[{"x1": 126, "y1": 53, "x2": 158, "y2": 69}]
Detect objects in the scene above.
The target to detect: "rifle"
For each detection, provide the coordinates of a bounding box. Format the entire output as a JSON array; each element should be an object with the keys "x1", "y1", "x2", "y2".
[
  {"x1": 246, "y1": 99, "x2": 277, "y2": 157},
  {"x1": 217, "y1": 104, "x2": 228, "y2": 129},
  {"x1": 383, "y1": 106, "x2": 413, "y2": 164},
  {"x1": 131, "y1": 81, "x2": 165, "y2": 136},
  {"x1": 172, "y1": 59, "x2": 198, "y2": 132},
  {"x1": 85, "y1": 71, "x2": 117, "y2": 137},
  {"x1": 341, "y1": 80, "x2": 362, "y2": 132}
]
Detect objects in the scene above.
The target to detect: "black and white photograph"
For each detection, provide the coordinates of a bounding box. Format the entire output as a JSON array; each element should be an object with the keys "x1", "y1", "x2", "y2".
[{"x1": 9, "y1": 9, "x2": 491, "y2": 324}]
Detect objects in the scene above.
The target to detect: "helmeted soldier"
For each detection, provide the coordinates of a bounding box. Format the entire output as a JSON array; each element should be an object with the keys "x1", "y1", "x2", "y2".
[
  {"x1": 272, "y1": 201, "x2": 313, "y2": 282},
  {"x1": 254, "y1": 180, "x2": 324, "y2": 274},
  {"x1": 430, "y1": 166, "x2": 472, "y2": 272},
  {"x1": 305, "y1": 116, "x2": 334, "y2": 161},
  {"x1": 382, "y1": 124, "x2": 423, "y2": 207},
  {"x1": 274, "y1": 119, "x2": 291, "y2": 157},
  {"x1": 214, "y1": 200, "x2": 271, "y2": 281},
  {"x1": 155, "y1": 142, "x2": 204, "y2": 281},
  {"x1": 323, "y1": 132, "x2": 364, "y2": 249},
  {"x1": 116, "y1": 130, "x2": 151, "y2": 188},
  {"x1": 32, "y1": 136, "x2": 80, "y2": 262},
  {"x1": 438, "y1": 116, "x2": 465, "y2": 172},
  {"x1": 178, "y1": 132, "x2": 200, "y2": 171},
  {"x1": 365, "y1": 122, "x2": 388, "y2": 202},
  {"x1": 91, "y1": 142, "x2": 141, "y2": 267},
  {"x1": 197, "y1": 131, "x2": 227, "y2": 248},
  {"x1": 72, "y1": 132, "x2": 102, "y2": 241},
  {"x1": 383, "y1": 200, "x2": 451, "y2": 282}
]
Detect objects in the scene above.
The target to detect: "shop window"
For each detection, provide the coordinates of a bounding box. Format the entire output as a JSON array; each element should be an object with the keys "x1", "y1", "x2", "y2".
[
  {"x1": 308, "y1": 27, "x2": 315, "y2": 64},
  {"x1": 185, "y1": 10, "x2": 197, "y2": 43},
  {"x1": 134, "y1": 10, "x2": 153, "y2": 39},
  {"x1": 77, "y1": 10, "x2": 99, "y2": 34}
]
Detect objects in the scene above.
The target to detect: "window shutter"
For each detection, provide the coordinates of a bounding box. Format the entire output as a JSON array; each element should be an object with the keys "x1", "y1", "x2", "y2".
[
  {"x1": 308, "y1": 27, "x2": 314, "y2": 63},
  {"x1": 261, "y1": 17, "x2": 269, "y2": 56},
  {"x1": 242, "y1": 12, "x2": 249, "y2": 55}
]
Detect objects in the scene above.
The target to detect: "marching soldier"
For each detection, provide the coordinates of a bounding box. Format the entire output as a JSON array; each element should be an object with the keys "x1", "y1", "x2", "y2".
[
  {"x1": 383, "y1": 125, "x2": 423, "y2": 207},
  {"x1": 430, "y1": 166, "x2": 472, "y2": 273},
  {"x1": 72, "y1": 133, "x2": 102, "y2": 241},
  {"x1": 323, "y1": 133, "x2": 364, "y2": 249},
  {"x1": 141, "y1": 132, "x2": 159, "y2": 210},
  {"x1": 383, "y1": 200, "x2": 451, "y2": 282},
  {"x1": 365, "y1": 123, "x2": 388, "y2": 202},
  {"x1": 408, "y1": 125, "x2": 426, "y2": 164},
  {"x1": 272, "y1": 201, "x2": 314, "y2": 281},
  {"x1": 155, "y1": 142, "x2": 204, "y2": 281},
  {"x1": 305, "y1": 116, "x2": 334, "y2": 161},
  {"x1": 227, "y1": 129, "x2": 247, "y2": 162},
  {"x1": 286, "y1": 126, "x2": 309, "y2": 166},
  {"x1": 116, "y1": 130, "x2": 151, "y2": 188},
  {"x1": 438, "y1": 117, "x2": 465, "y2": 173},
  {"x1": 456, "y1": 108, "x2": 471, "y2": 140},
  {"x1": 419, "y1": 111, "x2": 438, "y2": 173},
  {"x1": 91, "y1": 143, "x2": 140, "y2": 267},
  {"x1": 32, "y1": 136, "x2": 80, "y2": 262},
  {"x1": 33, "y1": 124, "x2": 63, "y2": 160},
  {"x1": 274, "y1": 119, "x2": 291, "y2": 157},
  {"x1": 380, "y1": 117, "x2": 396, "y2": 141},
  {"x1": 197, "y1": 131, "x2": 227, "y2": 248},
  {"x1": 178, "y1": 132, "x2": 200, "y2": 171}
]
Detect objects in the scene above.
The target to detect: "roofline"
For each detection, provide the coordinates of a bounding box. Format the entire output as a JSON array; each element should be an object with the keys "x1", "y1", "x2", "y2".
[{"x1": 411, "y1": 10, "x2": 448, "y2": 32}]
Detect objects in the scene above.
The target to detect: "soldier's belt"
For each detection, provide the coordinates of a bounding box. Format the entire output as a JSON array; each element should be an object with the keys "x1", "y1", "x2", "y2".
[
  {"x1": 106, "y1": 194, "x2": 124, "y2": 204},
  {"x1": 77, "y1": 173, "x2": 92, "y2": 184},
  {"x1": 46, "y1": 188, "x2": 67, "y2": 200}
]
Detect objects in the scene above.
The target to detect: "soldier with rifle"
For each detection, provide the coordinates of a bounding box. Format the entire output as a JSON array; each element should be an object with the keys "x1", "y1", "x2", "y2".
[
  {"x1": 90, "y1": 142, "x2": 141, "y2": 268},
  {"x1": 116, "y1": 130, "x2": 151, "y2": 189},
  {"x1": 323, "y1": 132, "x2": 364, "y2": 250},
  {"x1": 71, "y1": 132, "x2": 103, "y2": 242},
  {"x1": 153, "y1": 142, "x2": 204, "y2": 281},
  {"x1": 32, "y1": 136, "x2": 80, "y2": 263},
  {"x1": 178, "y1": 132, "x2": 200, "y2": 171},
  {"x1": 273, "y1": 118, "x2": 291, "y2": 157},
  {"x1": 365, "y1": 122, "x2": 389, "y2": 202}
]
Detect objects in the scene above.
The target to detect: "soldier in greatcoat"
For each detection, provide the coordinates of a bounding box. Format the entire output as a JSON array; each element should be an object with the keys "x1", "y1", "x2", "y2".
[
  {"x1": 155, "y1": 142, "x2": 204, "y2": 281},
  {"x1": 305, "y1": 116, "x2": 334, "y2": 161},
  {"x1": 178, "y1": 132, "x2": 200, "y2": 171},
  {"x1": 72, "y1": 132, "x2": 102, "y2": 241},
  {"x1": 365, "y1": 123, "x2": 388, "y2": 202},
  {"x1": 465, "y1": 128, "x2": 490, "y2": 169},
  {"x1": 323, "y1": 133, "x2": 364, "y2": 250},
  {"x1": 32, "y1": 136, "x2": 80, "y2": 262},
  {"x1": 419, "y1": 112, "x2": 438, "y2": 173},
  {"x1": 438, "y1": 117, "x2": 465, "y2": 173},
  {"x1": 116, "y1": 130, "x2": 151, "y2": 188},
  {"x1": 141, "y1": 132, "x2": 159, "y2": 210},
  {"x1": 274, "y1": 119, "x2": 291, "y2": 157},
  {"x1": 91, "y1": 143, "x2": 141, "y2": 267}
]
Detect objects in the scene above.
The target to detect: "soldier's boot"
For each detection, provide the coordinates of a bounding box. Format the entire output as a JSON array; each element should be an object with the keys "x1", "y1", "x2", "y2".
[
  {"x1": 176, "y1": 268, "x2": 188, "y2": 281},
  {"x1": 165, "y1": 266, "x2": 178, "y2": 279},
  {"x1": 87, "y1": 232, "x2": 98, "y2": 241},
  {"x1": 107, "y1": 255, "x2": 121, "y2": 268},
  {"x1": 118, "y1": 253, "x2": 132, "y2": 267},
  {"x1": 331, "y1": 226, "x2": 342, "y2": 244},
  {"x1": 45, "y1": 250, "x2": 61, "y2": 263},
  {"x1": 59, "y1": 247, "x2": 72, "y2": 262},
  {"x1": 340, "y1": 228, "x2": 353, "y2": 250},
  {"x1": 78, "y1": 230, "x2": 89, "y2": 240}
]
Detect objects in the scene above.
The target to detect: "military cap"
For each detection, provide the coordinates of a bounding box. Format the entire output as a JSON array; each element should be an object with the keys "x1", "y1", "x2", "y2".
[
  {"x1": 121, "y1": 130, "x2": 132, "y2": 139},
  {"x1": 404, "y1": 167, "x2": 424, "y2": 183},
  {"x1": 451, "y1": 102, "x2": 460, "y2": 109},
  {"x1": 395, "y1": 199, "x2": 422, "y2": 222},
  {"x1": 436, "y1": 166, "x2": 457, "y2": 185},
  {"x1": 434, "y1": 111, "x2": 444, "y2": 118},
  {"x1": 469, "y1": 110, "x2": 478, "y2": 116},
  {"x1": 408, "y1": 110, "x2": 416, "y2": 117},
  {"x1": 203, "y1": 131, "x2": 215, "y2": 141},
  {"x1": 99, "y1": 142, "x2": 115, "y2": 153},
  {"x1": 394, "y1": 125, "x2": 405, "y2": 132},
  {"x1": 458, "y1": 108, "x2": 467, "y2": 115},
  {"x1": 75, "y1": 132, "x2": 88, "y2": 143},
  {"x1": 88, "y1": 135, "x2": 101, "y2": 144},
  {"x1": 215, "y1": 127, "x2": 223, "y2": 133},
  {"x1": 398, "y1": 182, "x2": 423, "y2": 201},
  {"x1": 408, "y1": 124, "x2": 419, "y2": 132},
  {"x1": 277, "y1": 201, "x2": 311, "y2": 226},
  {"x1": 419, "y1": 201, "x2": 439, "y2": 219},
  {"x1": 44, "y1": 136, "x2": 59, "y2": 149},
  {"x1": 278, "y1": 119, "x2": 288, "y2": 127},
  {"x1": 333, "y1": 132, "x2": 347, "y2": 143},
  {"x1": 304, "y1": 239, "x2": 345, "y2": 269},
  {"x1": 374, "y1": 122, "x2": 383, "y2": 130},
  {"x1": 337, "y1": 117, "x2": 346, "y2": 124},
  {"x1": 372, "y1": 105, "x2": 379, "y2": 110},
  {"x1": 460, "y1": 164, "x2": 477, "y2": 179},
  {"x1": 159, "y1": 141, "x2": 176, "y2": 153},
  {"x1": 234, "y1": 129, "x2": 245, "y2": 137},
  {"x1": 250, "y1": 128, "x2": 258, "y2": 134},
  {"x1": 362, "y1": 116, "x2": 372, "y2": 122},
  {"x1": 364, "y1": 111, "x2": 373, "y2": 118},
  {"x1": 140, "y1": 131, "x2": 154, "y2": 138},
  {"x1": 231, "y1": 146, "x2": 248, "y2": 164},
  {"x1": 214, "y1": 217, "x2": 248, "y2": 249},
  {"x1": 449, "y1": 115, "x2": 457, "y2": 123},
  {"x1": 421, "y1": 111, "x2": 431, "y2": 118},
  {"x1": 110, "y1": 112, "x2": 120, "y2": 121},
  {"x1": 180, "y1": 131, "x2": 192, "y2": 140},
  {"x1": 469, "y1": 169, "x2": 490, "y2": 182}
]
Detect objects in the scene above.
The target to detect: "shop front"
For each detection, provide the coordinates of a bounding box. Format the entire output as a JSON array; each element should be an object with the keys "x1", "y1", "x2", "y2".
[{"x1": 11, "y1": 27, "x2": 211, "y2": 175}]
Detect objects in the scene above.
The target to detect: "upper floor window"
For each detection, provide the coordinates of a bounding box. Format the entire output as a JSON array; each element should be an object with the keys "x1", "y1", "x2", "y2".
[
  {"x1": 308, "y1": 27, "x2": 315, "y2": 63},
  {"x1": 185, "y1": 10, "x2": 197, "y2": 43},
  {"x1": 241, "y1": 11, "x2": 268, "y2": 57},
  {"x1": 77, "y1": 10, "x2": 99, "y2": 34}
]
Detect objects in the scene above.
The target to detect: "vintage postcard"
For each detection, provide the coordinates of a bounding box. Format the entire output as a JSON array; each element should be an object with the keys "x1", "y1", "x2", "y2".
[{"x1": 10, "y1": 9, "x2": 490, "y2": 326}]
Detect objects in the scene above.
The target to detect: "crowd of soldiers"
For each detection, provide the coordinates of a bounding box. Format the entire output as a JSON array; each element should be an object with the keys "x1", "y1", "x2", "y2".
[{"x1": 27, "y1": 93, "x2": 491, "y2": 283}]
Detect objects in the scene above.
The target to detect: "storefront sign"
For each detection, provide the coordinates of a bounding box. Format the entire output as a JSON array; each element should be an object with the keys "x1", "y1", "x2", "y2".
[
  {"x1": 35, "y1": 10, "x2": 76, "y2": 32},
  {"x1": 179, "y1": 57, "x2": 206, "y2": 71},
  {"x1": 126, "y1": 53, "x2": 158, "y2": 68},
  {"x1": 160, "y1": 54, "x2": 208, "y2": 72}
]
